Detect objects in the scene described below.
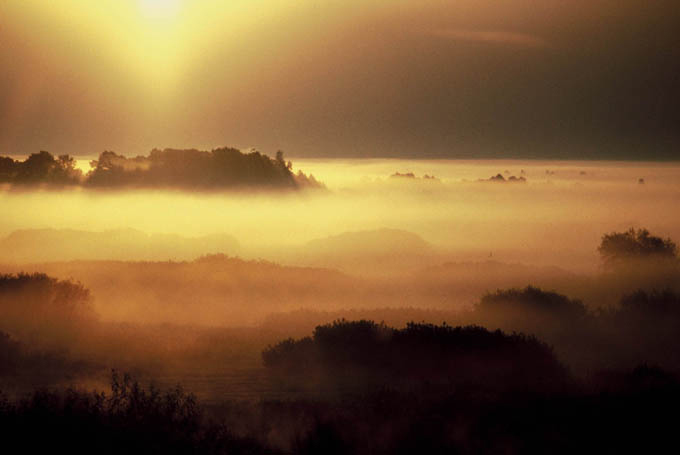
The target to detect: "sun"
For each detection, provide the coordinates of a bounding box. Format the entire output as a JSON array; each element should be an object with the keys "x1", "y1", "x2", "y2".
[{"x1": 139, "y1": 0, "x2": 181, "y2": 21}]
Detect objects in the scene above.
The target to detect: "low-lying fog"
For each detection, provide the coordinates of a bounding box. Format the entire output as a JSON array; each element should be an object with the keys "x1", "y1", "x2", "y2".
[
  {"x1": 2, "y1": 159, "x2": 678, "y2": 273},
  {"x1": 2, "y1": 158, "x2": 680, "y2": 405}
]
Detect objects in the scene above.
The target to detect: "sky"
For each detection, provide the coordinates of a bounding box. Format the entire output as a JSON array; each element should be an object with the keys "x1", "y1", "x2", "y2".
[{"x1": 1, "y1": 0, "x2": 679, "y2": 160}]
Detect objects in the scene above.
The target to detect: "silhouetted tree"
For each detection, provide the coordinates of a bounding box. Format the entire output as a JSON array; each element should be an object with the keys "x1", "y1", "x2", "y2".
[
  {"x1": 85, "y1": 147, "x2": 321, "y2": 190},
  {"x1": 0, "y1": 371, "x2": 271, "y2": 454},
  {"x1": 0, "y1": 151, "x2": 82, "y2": 186},
  {"x1": 0, "y1": 156, "x2": 18, "y2": 182},
  {"x1": 0, "y1": 273, "x2": 94, "y2": 319},
  {"x1": 1, "y1": 148, "x2": 322, "y2": 190},
  {"x1": 0, "y1": 273, "x2": 96, "y2": 348},
  {"x1": 588, "y1": 289, "x2": 680, "y2": 369},
  {"x1": 263, "y1": 320, "x2": 567, "y2": 392},
  {"x1": 599, "y1": 228, "x2": 677, "y2": 268},
  {"x1": 476, "y1": 286, "x2": 587, "y2": 330},
  {"x1": 619, "y1": 288, "x2": 680, "y2": 315}
]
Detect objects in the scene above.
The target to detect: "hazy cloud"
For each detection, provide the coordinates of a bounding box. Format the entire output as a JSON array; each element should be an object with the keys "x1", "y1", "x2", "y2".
[
  {"x1": 1, "y1": 1, "x2": 679, "y2": 159},
  {"x1": 431, "y1": 28, "x2": 550, "y2": 48}
]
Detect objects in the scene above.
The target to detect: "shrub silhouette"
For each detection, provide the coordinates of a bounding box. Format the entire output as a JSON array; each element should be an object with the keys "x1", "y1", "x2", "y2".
[
  {"x1": 619, "y1": 288, "x2": 680, "y2": 316},
  {"x1": 475, "y1": 286, "x2": 587, "y2": 335},
  {"x1": 479, "y1": 173, "x2": 526, "y2": 183},
  {"x1": 0, "y1": 273, "x2": 96, "y2": 349},
  {"x1": 0, "y1": 273, "x2": 95, "y2": 321},
  {"x1": 0, "y1": 330, "x2": 95, "y2": 385},
  {"x1": 263, "y1": 320, "x2": 567, "y2": 392},
  {"x1": 599, "y1": 228, "x2": 678, "y2": 268},
  {"x1": 0, "y1": 370, "x2": 270, "y2": 454},
  {"x1": 599, "y1": 289, "x2": 680, "y2": 368},
  {"x1": 0, "y1": 331, "x2": 21, "y2": 372},
  {"x1": 256, "y1": 363, "x2": 680, "y2": 454}
]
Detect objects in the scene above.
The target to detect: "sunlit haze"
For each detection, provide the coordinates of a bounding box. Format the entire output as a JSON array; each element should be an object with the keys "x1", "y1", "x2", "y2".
[
  {"x1": 139, "y1": 0, "x2": 182, "y2": 20},
  {"x1": 2, "y1": 1, "x2": 678, "y2": 158},
  {"x1": 2, "y1": 2, "x2": 680, "y2": 453}
]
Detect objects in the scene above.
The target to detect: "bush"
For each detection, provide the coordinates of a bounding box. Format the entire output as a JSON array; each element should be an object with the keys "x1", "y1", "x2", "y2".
[
  {"x1": 0, "y1": 273, "x2": 96, "y2": 348},
  {"x1": 475, "y1": 286, "x2": 587, "y2": 335},
  {"x1": 599, "y1": 228, "x2": 677, "y2": 268},
  {"x1": 0, "y1": 371, "x2": 270, "y2": 454},
  {"x1": 263, "y1": 320, "x2": 567, "y2": 392}
]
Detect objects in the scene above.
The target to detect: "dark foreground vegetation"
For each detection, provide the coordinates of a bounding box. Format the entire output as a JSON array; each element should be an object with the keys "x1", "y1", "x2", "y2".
[
  {"x1": 253, "y1": 364, "x2": 680, "y2": 454},
  {"x1": 0, "y1": 148, "x2": 322, "y2": 190},
  {"x1": 263, "y1": 321, "x2": 567, "y2": 394},
  {"x1": 0, "y1": 371, "x2": 270, "y2": 454},
  {"x1": 256, "y1": 323, "x2": 680, "y2": 454},
  {"x1": 2, "y1": 329, "x2": 679, "y2": 454},
  {"x1": 1, "y1": 227, "x2": 680, "y2": 453}
]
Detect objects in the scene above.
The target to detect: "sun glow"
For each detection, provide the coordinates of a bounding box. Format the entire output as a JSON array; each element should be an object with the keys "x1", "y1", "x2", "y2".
[
  {"x1": 0, "y1": 0, "x2": 385, "y2": 121},
  {"x1": 140, "y1": 0, "x2": 181, "y2": 21}
]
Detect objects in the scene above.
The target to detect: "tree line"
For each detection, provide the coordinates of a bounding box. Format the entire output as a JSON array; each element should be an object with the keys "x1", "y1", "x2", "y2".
[{"x1": 0, "y1": 148, "x2": 322, "y2": 190}]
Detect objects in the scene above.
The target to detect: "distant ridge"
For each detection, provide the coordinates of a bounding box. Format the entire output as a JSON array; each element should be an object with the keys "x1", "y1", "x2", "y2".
[
  {"x1": 298, "y1": 228, "x2": 438, "y2": 275},
  {"x1": 306, "y1": 228, "x2": 432, "y2": 256},
  {"x1": 0, "y1": 228, "x2": 240, "y2": 263}
]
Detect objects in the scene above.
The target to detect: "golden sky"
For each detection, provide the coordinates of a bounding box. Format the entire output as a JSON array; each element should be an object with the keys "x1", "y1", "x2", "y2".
[{"x1": 1, "y1": 0, "x2": 678, "y2": 159}]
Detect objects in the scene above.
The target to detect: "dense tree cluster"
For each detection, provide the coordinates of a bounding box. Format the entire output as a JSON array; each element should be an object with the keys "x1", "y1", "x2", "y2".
[
  {"x1": 476, "y1": 286, "x2": 587, "y2": 333},
  {"x1": 0, "y1": 273, "x2": 96, "y2": 350},
  {"x1": 0, "y1": 273, "x2": 94, "y2": 317},
  {"x1": 599, "y1": 228, "x2": 678, "y2": 267},
  {"x1": 480, "y1": 173, "x2": 526, "y2": 182},
  {"x1": 0, "y1": 151, "x2": 82, "y2": 186},
  {"x1": 0, "y1": 273, "x2": 94, "y2": 320},
  {"x1": 263, "y1": 320, "x2": 566, "y2": 391},
  {"x1": 0, "y1": 148, "x2": 322, "y2": 190}
]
